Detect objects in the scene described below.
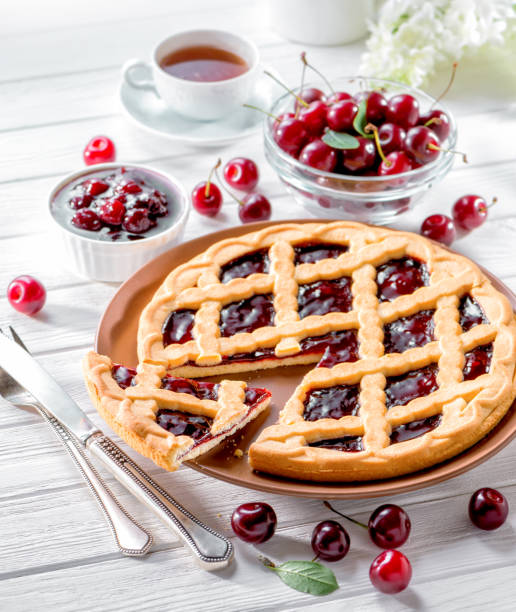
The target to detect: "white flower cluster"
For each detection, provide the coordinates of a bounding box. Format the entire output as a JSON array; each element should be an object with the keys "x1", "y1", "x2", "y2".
[{"x1": 360, "y1": 0, "x2": 516, "y2": 86}]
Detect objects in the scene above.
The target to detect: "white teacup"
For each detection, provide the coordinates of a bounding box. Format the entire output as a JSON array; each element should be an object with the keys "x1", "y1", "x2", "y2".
[{"x1": 123, "y1": 29, "x2": 260, "y2": 121}]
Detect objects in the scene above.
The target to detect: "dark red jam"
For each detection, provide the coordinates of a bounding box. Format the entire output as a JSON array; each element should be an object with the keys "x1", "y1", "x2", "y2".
[
  {"x1": 463, "y1": 344, "x2": 493, "y2": 381},
  {"x1": 161, "y1": 376, "x2": 219, "y2": 400},
  {"x1": 302, "y1": 329, "x2": 359, "y2": 367},
  {"x1": 459, "y1": 295, "x2": 488, "y2": 332},
  {"x1": 162, "y1": 309, "x2": 196, "y2": 346},
  {"x1": 385, "y1": 364, "x2": 439, "y2": 409},
  {"x1": 383, "y1": 310, "x2": 435, "y2": 354},
  {"x1": 390, "y1": 414, "x2": 442, "y2": 444},
  {"x1": 220, "y1": 249, "x2": 270, "y2": 283},
  {"x1": 112, "y1": 364, "x2": 137, "y2": 389},
  {"x1": 244, "y1": 388, "x2": 270, "y2": 406},
  {"x1": 219, "y1": 294, "x2": 275, "y2": 337},
  {"x1": 297, "y1": 277, "x2": 353, "y2": 318},
  {"x1": 376, "y1": 257, "x2": 429, "y2": 302},
  {"x1": 308, "y1": 436, "x2": 364, "y2": 452},
  {"x1": 303, "y1": 384, "x2": 360, "y2": 421},
  {"x1": 293, "y1": 242, "x2": 348, "y2": 264},
  {"x1": 156, "y1": 409, "x2": 213, "y2": 440}
]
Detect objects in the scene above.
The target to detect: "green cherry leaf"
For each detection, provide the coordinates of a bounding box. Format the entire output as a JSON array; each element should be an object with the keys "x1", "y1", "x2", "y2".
[
  {"x1": 321, "y1": 130, "x2": 359, "y2": 150},
  {"x1": 353, "y1": 99, "x2": 373, "y2": 139},
  {"x1": 268, "y1": 561, "x2": 339, "y2": 596}
]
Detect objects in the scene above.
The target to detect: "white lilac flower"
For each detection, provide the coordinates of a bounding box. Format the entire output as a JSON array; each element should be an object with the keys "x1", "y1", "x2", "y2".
[{"x1": 360, "y1": 0, "x2": 516, "y2": 86}]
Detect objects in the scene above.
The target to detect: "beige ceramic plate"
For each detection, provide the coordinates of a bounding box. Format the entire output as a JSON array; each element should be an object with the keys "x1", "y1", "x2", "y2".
[{"x1": 95, "y1": 220, "x2": 516, "y2": 499}]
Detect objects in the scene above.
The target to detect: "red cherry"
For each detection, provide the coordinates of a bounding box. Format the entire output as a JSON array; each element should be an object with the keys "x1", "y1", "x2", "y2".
[
  {"x1": 387, "y1": 94, "x2": 420, "y2": 130},
  {"x1": 122, "y1": 209, "x2": 153, "y2": 234},
  {"x1": 295, "y1": 87, "x2": 325, "y2": 110},
  {"x1": 365, "y1": 91, "x2": 388, "y2": 124},
  {"x1": 405, "y1": 126, "x2": 440, "y2": 164},
  {"x1": 83, "y1": 135, "x2": 116, "y2": 165},
  {"x1": 239, "y1": 194, "x2": 271, "y2": 224},
  {"x1": 299, "y1": 139, "x2": 337, "y2": 172},
  {"x1": 452, "y1": 194, "x2": 489, "y2": 232},
  {"x1": 223, "y1": 157, "x2": 259, "y2": 192},
  {"x1": 420, "y1": 214, "x2": 456, "y2": 246},
  {"x1": 326, "y1": 99, "x2": 358, "y2": 132},
  {"x1": 191, "y1": 182, "x2": 222, "y2": 217},
  {"x1": 7, "y1": 275, "x2": 46, "y2": 315},
  {"x1": 469, "y1": 488, "x2": 509, "y2": 530},
  {"x1": 341, "y1": 137, "x2": 376, "y2": 172},
  {"x1": 378, "y1": 151, "x2": 412, "y2": 176},
  {"x1": 326, "y1": 91, "x2": 352, "y2": 105},
  {"x1": 419, "y1": 109, "x2": 451, "y2": 142},
  {"x1": 98, "y1": 199, "x2": 126, "y2": 226},
  {"x1": 231, "y1": 502, "x2": 277, "y2": 543},
  {"x1": 298, "y1": 100, "x2": 328, "y2": 137},
  {"x1": 274, "y1": 117, "x2": 309, "y2": 156},
  {"x1": 368, "y1": 504, "x2": 411, "y2": 549},
  {"x1": 311, "y1": 520, "x2": 350, "y2": 562},
  {"x1": 115, "y1": 179, "x2": 142, "y2": 195},
  {"x1": 378, "y1": 123, "x2": 406, "y2": 155},
  {"x1": 370, "y1": 550, "x2": 412, "y2": 594},
  {"x1": 71, "y1": 209, "x2": 102, "y2": 231},
  {"x1": 83, "y1": 179, "x2": 109, "y2": 197},
  {"x1": 68, "y1": 194, "x2": 92, "y2": 210}
]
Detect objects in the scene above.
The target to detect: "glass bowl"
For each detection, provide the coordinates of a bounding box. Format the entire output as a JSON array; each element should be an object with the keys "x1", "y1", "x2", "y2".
[{"x1": 264, "y1": 76, "x2": 457, "y2": 224}]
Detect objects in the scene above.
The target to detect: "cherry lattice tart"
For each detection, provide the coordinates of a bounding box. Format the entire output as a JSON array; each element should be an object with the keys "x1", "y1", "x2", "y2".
[{"x1": 132, "y1": 221, "x2": 516, "y2": 481}]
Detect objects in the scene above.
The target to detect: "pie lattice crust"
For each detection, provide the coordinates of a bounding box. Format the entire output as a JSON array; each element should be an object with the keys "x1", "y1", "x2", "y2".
[{"x1": 132, "y1": 222, "x2": 516, "y2": 480}]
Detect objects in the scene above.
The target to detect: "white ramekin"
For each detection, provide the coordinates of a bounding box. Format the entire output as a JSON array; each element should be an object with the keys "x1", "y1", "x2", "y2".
[{"x1": 48, "y1": 162, "x2": 189, "y2": 283}]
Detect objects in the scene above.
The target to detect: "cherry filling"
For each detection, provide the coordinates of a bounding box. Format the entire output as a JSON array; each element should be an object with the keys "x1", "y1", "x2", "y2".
[
  {"x1": 161, "y1": 376, "x2": 219, "y2": 400},
  {"x1": 162, "y1": 309, "x2": 196, "y2": 346},
  {"x1": 459, "y1": 295, "x2": 488, "y2": 332},
  {"x1": 463, "y1": 344, "x2": 493, "y2": 381},
  {"x1": 390, "y1": 414, "x2": 442, "y2": 444},
  {"x1": 244, "y1": 388, "x2": 270, "y2": 406},
  {"x1": 383, "y1": 310, "x2": 435, "y2": 354},
  {"x1": 112, "y1": 364, "x2": 137, "y2": 389},
  {"x1": 219, "y1": 294, "x2": 275, "y2": 337},
  {"x1": 376, "y1": 257, "x2": 429, "y2": 303},
  {"x1": 385, "y1": 365, "x2": 439, "y2": 409},
  {"x1": 156, "y1": 409, "x2": 213, "y2": 441},
  {"x1": 293, "y1": 242, "x2": 348, "y2": 264},
  {"x1": 308, "y1": 436, "x2": 363, "y2": 452},
  {"x1": 297, "y1": 277, "x2": 353, "y2": 319},
  {"x1": 303, "y1": 384, "x2": 360, "y2": 421},
  {"x1": 302, "y1": 330, "x2": 359, "y2": 368},
  {"x1": 220, "y1": 249, "x2": 270, "y2": 283}
]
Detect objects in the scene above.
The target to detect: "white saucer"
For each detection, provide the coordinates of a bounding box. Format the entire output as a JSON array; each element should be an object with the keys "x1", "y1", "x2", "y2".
[{"x1": 119, "y1": 68, "x2": 283, "y2": 146}]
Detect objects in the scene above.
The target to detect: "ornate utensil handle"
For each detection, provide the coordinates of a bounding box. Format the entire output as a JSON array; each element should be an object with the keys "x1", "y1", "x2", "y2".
[
  {"x1": 87, "y1": 433, "x2": 234, "y2": 570},
  {"x1": 38, "y1": 407, "x2": 152, "y2": 556}
]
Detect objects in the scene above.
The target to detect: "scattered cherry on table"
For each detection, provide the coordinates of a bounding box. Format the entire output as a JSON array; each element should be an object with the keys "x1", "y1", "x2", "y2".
[
  {"x1": 311, "y1": 520, "x2": 350, "y2": 562},
  {"x1": 83, "y1": 135, "x2": 116, "y2": 165},
  {"x1": 231, "y1": 502, "x2": 277, "y2": 544},
  {"x1": 369, "y1": 550, "x2": 412, "y2": 594},
  {"x1": 223, "y1": 157, "x2": 259, "y2": 192},
  {"x1": 452, "y1": 194, "x2": 491, "y2": 232},
  {"x1": 468, "y1": 487, "x2": 509, "y2": 530},
  {"x1": 420, "y1": 214, "x2": 456, "y2": 246},
  {"x1": 191, "y1": 160, "x2": 223, "y2": 217},
  {"x1": 239, "y1": 194, "x2": 272, "y2": 224},
  {"x1": 368, "y1": 504, "x2": 411, "y2": 549},
  {"x1": 7, "y1": 275, "x2": 46, "y2": 316}
]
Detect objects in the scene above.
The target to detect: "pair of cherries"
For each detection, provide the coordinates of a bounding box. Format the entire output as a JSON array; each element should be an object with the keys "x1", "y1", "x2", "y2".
[
  {"x1": 192, "y1": 158, "x2": 271, "y2": 224},
  {"x1": 420, "y1": 194, "x2": 492, "y2": 246}
]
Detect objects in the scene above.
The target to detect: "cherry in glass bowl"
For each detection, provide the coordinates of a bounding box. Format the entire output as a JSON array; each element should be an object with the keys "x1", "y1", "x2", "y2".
[{"x1": 264, "y1": 76, "x2": 457, "y2": 225}]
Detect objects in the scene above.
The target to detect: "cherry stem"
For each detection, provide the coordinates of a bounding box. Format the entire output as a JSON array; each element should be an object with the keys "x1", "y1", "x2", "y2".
[
  {"x1": 296, "y1": 54, "x2": 308, "y2": 119},
  {"x1": 214, "y1": 163, "x2": 244, "y2": 206},
  {"x1": 432, "y1": 62, "x2": 458, "y2": 109},
  {"x1": 323, "y1": 501, "x2": 368, "y2": 530},
  {"x1": 205, "y1": 159, "x2": 221, "y2": 198},
  {"x1": 243, "y1": 103, "x2": 279, "y2": 121},
  {"x1": 365, "y1": 123, "x2": 389, "y2": 165},
  {"x1": 427, "y1": 143, "x2": 468, "y2": 163},
  {"x1": 423, "y1": 117, "x2": 442, "y2": 128},
  {"x1": 489, "y1": 196, "x2": 498, "y2": 209},
  {"x1": 258, "y1": 555, "x2": 276, "y2": 569},
  {"x1": 300, "y1": 52, "x2": 334, "y2": 94},
  {"x1": 263, "y1": 70, "x2": 309, "y2": 108},
  {"x1": 311, "y1": 554, "x2": 319, "y2": 563}
]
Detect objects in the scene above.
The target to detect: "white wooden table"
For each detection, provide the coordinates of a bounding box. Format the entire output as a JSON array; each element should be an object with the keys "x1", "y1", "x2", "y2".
[{"x1": 2, "y1": 2, "x2": 516, "y2": 610}]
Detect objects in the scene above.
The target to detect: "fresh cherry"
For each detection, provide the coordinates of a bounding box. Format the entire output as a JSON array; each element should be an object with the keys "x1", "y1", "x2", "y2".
[
  {"x1": 122, "y1": 209, "x2": 153, "y2": 234},
  {"x1": 299, "y1": 139, "x2": 338, "y2": 172},
  {"x1": 326, "y1": 99, "x2": 358, "y2": 132},
  {"x1": 419, "y1": 109, "x2": 451, "y2": 142},
  {"x1": 239, "y1": 194, "x2": 272, "y2": 223},
  {"x1": 365, "y1": 91, "x2": 388, "y2": 124},
  {"x1": 7, "y1": 275, "x2": 46, "y2": 315},
  {"x1": 386, "y1": 94, "x2": 420, "y2": 130},
  {"x1": 378, "y1": 123, "x2": 406, "y2": 155},
  {"x1": 71, "y1": 209, "x2": 102, "y2": 231},
  {"x1": 326, "y1": 91, "x2": 352, "y2": 105},
  {"x1": 311, "y1": 520, "x2": 350, "y2": 562},
  {"x1": 452, "y1": 195, "x2": 489, "y2": 232},
  {"x1": 298, "y1": 100, "x2": 328, "y2": 136},
  {"x1": 469, "y1": 488, "x2": 509, "y2": 531},
  {"x1": 274, "y1": 117, "x2": 309, "y2": 157},
  {"x1": 341, "y1": 137, "x2": 376, "y2": 172},
  {"x1": 405, "y1": 126, "x2": 440, "y2": 164},
  {"x1": 420, "y1": 214, "x2": 456, "y2": 246},
  {"x1": 296, "y1": 87, "x2": 325, "y2": 109},
  {"x1": 231, "y1": 502, "x2": 277, "y2": 543},
  {"x1": 192, "y1": 161, "x2": 223, "y2": 217},
  {"x1": 223, "y1": 157, "x2": 259, "y2": 192},
  {"x1": 98, "y1": 199, "x2": 126, "y2": 226},
  {"x1": 369, "y1": 550, "x2": 412, "y2": 594},
  {"x1": 378, "y1": 151, "x2": 412, "y2": 176},
  {"x1": 83, "y1": 135, "x2": 116, "y2": 165},
  {"x1": 368, "y1": 504, "x2": 411, "y2": 549}
]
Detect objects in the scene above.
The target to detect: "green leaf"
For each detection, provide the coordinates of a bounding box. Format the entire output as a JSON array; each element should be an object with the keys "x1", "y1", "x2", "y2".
[
  {"x1": 352, "y1": 100, "x2": 373, "y2": 139},
  {"x1": 269, "y1": 561, "x2": 338, "y2": 596},
  {"x1": 322, "y1": 130, "x2": 359, "y2": 150}
]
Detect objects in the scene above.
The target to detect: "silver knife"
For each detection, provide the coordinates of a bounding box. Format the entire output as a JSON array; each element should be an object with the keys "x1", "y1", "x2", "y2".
[{"x1": 0, "y1": 328, "x2": 233, "y2": 570}]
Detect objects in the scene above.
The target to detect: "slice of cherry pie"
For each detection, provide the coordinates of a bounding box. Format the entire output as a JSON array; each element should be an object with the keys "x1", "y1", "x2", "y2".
[
  {"x1": 83, "y1": 352, "x2": 270, "y2": 471},
  {"x1": 100, "y1": 221, "x2": 516, "y2": 481}
]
